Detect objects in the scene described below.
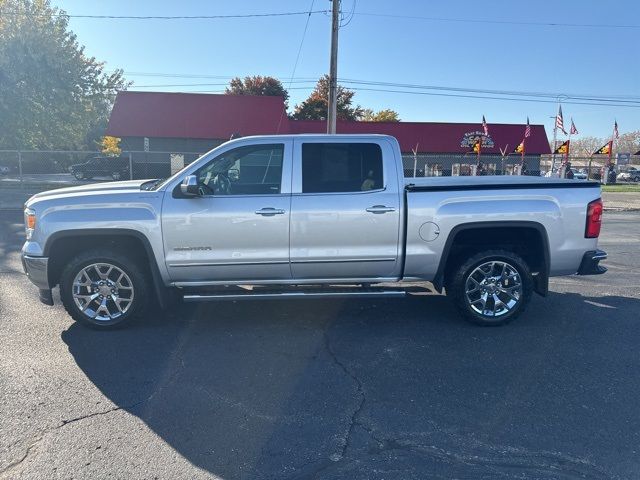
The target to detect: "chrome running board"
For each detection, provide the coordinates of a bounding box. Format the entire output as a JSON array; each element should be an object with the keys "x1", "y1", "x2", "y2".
[{"x1": 182, "y1": 289, "x2": 407, "y2": 302}]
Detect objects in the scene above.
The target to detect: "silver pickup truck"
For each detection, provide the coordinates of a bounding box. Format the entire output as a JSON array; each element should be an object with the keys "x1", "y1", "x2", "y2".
[{"x1": 22, "y1": 134, "x2": 607, "y2": 329}]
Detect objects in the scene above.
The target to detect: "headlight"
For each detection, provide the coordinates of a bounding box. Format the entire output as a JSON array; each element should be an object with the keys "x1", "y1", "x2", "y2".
[{"x1": 24, "y1": 208, "x2": 36, "y2": 239}]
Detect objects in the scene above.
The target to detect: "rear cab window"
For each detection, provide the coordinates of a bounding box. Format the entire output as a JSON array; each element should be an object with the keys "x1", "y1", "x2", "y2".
[{"x1": 301, "y1": 143, "x2": 383, "y2": 194}]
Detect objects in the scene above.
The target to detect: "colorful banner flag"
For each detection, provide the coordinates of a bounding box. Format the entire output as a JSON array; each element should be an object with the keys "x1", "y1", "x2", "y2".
[
  {"x1": 570, "y1": 118, "x2": 578, "y2": 135},
  {"x1": 471, "y1": 138, "x2": 481, "y2": 154},
  {"x1": 554, "y1": 140, "x2": 570, "y2": 155},
  {"x1": 613, "y1": 120, "x2": 619, "y2": 139},
  {"x1": 524, "y1": 117, "x2": 531, "y2": 138},
  {"x1": 482, "y1": 115, "x2": 489, "y2": 136},
  {"x1": 555, "y1": 105, "x2": 567, "y2": 134},
  {"x1": 513, "y1": 141, "x2": 524, "y2": 154},
  {"x1": 593, "y1": 141, "x2": 612, "y2": 156}
]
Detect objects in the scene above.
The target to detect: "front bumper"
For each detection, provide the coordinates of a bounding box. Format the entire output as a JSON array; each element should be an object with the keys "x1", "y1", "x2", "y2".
[
  {"x1": 21, "y1": 254, "x2": 53, "y2": 305},
  {"x1": 577, "y1": 249, "x2": 607, "y2": 275}
]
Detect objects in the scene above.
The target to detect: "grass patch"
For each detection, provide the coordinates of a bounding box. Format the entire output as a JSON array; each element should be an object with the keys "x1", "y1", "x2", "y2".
[{"x1": 601, "y1": 184, "x2": 640, "y2": 193}]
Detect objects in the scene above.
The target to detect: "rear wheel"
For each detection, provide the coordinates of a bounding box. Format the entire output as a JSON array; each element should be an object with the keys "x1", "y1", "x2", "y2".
[
  {"x1": 74, "y1": 171, "x2": 84, "y2": 180},
  {"x1": 111, "y1": 171, "x2": 122, "y2": 180},
  {"x1": 448, "y1": 249, "x2": 533, "y2": 326},
  {"x1": 59, "y1": 249, "x2": 150, "y2": 329}
]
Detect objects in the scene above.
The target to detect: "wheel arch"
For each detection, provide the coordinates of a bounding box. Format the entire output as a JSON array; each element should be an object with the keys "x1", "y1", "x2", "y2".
[
  {"x1": 433, "y1": 221, "x2": 550, "y2": 296},
  {"x1": 45, "y1": 229, "x2": 168, "y2": 307}
]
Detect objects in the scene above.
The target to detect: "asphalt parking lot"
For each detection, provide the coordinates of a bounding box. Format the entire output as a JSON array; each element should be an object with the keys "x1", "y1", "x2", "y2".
[{"x1": 1, "y1": 209, "x2": 639, "y2": 480}]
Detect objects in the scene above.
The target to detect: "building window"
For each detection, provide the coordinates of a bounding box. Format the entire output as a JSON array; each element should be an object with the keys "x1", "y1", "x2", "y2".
[
  {"x1": 196, "y1": 144, "x2": 283, "y2": 195},
  {"x1": 301, "y1": 143, "x2": 383, "y2": 193}
]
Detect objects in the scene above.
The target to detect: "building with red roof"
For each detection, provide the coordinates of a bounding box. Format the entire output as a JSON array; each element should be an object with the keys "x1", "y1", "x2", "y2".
[{"x1": 106, "y1": 91, "x2": 550, "y2": 176}]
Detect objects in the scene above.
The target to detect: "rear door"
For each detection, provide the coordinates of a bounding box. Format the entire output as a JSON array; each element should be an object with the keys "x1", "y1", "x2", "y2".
[{"x1": 289, "y1": 139, "x2": 402, "y2": 280}]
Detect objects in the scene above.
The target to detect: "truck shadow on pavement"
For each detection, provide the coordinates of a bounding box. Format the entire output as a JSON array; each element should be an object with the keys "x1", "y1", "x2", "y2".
[{"x1": 62, "y1": 291, "x2": 640, "y2": 480}]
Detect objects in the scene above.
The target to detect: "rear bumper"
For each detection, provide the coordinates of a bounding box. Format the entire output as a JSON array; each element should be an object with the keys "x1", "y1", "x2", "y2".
[
  {"x1": 577, "y1": 249, "x2": 607, "y2": 275},
  {"x1": 21, "y1": 254, "x2": 53, "y2": 305}
]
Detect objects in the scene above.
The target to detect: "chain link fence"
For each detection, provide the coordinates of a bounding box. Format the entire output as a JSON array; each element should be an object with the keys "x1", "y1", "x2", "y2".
[{"x1": 1, "y1": 150, "x2": 638, "y2": 194}]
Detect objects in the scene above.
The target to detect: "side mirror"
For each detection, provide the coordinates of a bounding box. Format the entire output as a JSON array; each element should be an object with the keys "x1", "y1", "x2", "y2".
[{"x1": 181, "y1": 175, "x2": 200, "y2": 196}]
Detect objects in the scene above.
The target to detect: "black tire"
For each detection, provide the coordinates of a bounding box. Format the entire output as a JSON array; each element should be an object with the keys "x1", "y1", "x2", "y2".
[
  {"x1": 59, "y1": 249, "x2": 150, "y2": 329},
  {"x1": 74, "y1": 171, "x2": 84, "y2": 180},
  {"x1": 111, "y1": 171, "x2": 121, "y2": 180},
  {"x1": 447, "y1": 249, "x2": 533, "y2": 326}
]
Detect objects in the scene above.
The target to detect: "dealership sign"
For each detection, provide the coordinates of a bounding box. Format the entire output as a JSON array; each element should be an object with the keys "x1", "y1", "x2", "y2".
[{"x1": 460, "y1": 131, "x2": 494, "y2": 149}]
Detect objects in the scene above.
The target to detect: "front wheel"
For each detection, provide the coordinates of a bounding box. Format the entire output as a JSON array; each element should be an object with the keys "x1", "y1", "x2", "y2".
[
  {"x1": 111, "y1": 171, "x2": 122, "y2": 180},
  {"x1": 448, "y1": 249, "x2": 533, "y2": 326},
  {"x1": 59, "y1": 249, "x2": 150, "y2": 329}
]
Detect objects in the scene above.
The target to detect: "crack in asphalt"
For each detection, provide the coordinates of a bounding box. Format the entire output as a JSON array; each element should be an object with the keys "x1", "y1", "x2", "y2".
[
  {"x1": 0, "y1": 436, "x2": 43, "y2": 479},
  {"x1": 297, "y1": 334, "x2": 617, "y2": 480},
  {"x1": 0, "y1": 400, "x2": 145, "y2": 478},
  {"x1": 58, "y1": 401, "x2": 145, "y2": 428},
  {"x1": 289, "y1": 330, "x2": 370, "y2": 480}
]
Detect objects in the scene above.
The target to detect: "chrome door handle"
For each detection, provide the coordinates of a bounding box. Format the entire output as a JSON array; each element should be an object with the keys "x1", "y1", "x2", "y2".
[
  {"x1": 366, "y1": 205, "x2": 395, "y2": 214},
  {"x1": 255, "y1": 207, "x2": 285, "y2": 216}
]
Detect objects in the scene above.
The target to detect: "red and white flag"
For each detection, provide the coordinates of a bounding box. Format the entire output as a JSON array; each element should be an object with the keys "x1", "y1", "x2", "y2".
[
  {"x1": 570, "y1": 118, "x2": 578, "y2": 135},
  {"x1": 555, "y1": 105, "x2": 567, "y2": 134},
  {"x1": 482, "y1": 115, "x2": 489, "y2": 136},
  {"x1": 524, "y1": 117, "x2": 531, "y2": 138},
  {"x1": 613, "y1": 120, "x2": 619, "y2": 139}
]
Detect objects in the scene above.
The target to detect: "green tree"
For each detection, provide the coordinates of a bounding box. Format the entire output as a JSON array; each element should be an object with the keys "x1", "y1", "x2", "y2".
[
  {"x1": 225, "y1": 75, "x2": 289, "y2": 108},
  {"x1": 361, "y1": 108, "x2": 400, "y2": 122},
  {"x1": 0, "y1": 0, "x2": 129, "y2": 150},
  {"x1": 291, "y1": 75, "x2": 363, "y2": 121}
]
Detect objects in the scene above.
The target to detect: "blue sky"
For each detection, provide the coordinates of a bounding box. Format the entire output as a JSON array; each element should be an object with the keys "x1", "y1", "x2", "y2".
[{"x1": 55, "y1": 0, "x2": 639, "y2": 139}]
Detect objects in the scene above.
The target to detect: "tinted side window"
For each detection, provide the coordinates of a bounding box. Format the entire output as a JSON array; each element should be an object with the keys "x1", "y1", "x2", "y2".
[
  {"x1": 196, "y1": 144, "x2": 283, "y2": 195},
  {"x1": 301, "y1": 143, "x2": 383, "y2": 193}
]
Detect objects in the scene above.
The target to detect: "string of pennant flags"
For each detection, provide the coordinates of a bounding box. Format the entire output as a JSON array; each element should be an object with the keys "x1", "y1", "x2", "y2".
[{"x1": 473, "y1": 107, "x2": 625, "y2": 162}]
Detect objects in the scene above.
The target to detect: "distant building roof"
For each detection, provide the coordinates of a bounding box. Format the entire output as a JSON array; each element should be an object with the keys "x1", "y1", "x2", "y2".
[
  {"x1": 106, "y1": 91, "x2": 287, "y2": 140},
  {"x1": 106, "y1": 91, "x2": 551, "y2": 154},
  {"x1": 289, "y1": 120, "x2": 551, "y2": 154}
]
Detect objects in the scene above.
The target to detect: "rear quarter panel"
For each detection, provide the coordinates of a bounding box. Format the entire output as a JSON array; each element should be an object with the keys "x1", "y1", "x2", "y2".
[{"x1": 403, "y1": 186, "x2": 602, "y2": 280}]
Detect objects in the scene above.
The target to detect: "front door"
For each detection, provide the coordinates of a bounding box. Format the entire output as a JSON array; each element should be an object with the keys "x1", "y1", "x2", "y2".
[
  {"x1": 162, "y1": 141, "x2": 292, "y2": 283},
  {"x1": 289, "y1": 140, "x2": 402, "y2": 280}
]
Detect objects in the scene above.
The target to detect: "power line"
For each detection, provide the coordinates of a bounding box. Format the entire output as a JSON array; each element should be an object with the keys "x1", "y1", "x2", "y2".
[
  {"x1": 338, "y1": 79, "x2": 640, "y2": 104},
  {"x1": 133, "y1": 80, "x2": 317, "y2": 88},
  {"x1": 345, "y1": 86, "x2": 640, "y2": 108},
  {"x1": 130, "y1": 77, "x2": 640, "y2": 106},
  {"x1": 356, "y1": 12, "x2": 640, "y2": 30},
  {"x1": 114, "y1": 71, "x2": 640, "y2": 102},
  {"x1": 130, "y1": 85, "x2": 640, "y2": 108},
  {"x1": 0, "y1": 10, "x2": 329, "y2": 20},
  {"x1": 277, "y1": 0, "x2": 316, "y2": 133}
]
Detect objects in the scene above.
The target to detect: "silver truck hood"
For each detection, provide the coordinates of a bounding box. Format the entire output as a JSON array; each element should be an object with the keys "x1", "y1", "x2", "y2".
[
  {"x1": 24, "y1": 179, "x2": 155, "y2": 208},
  {"x1": 27, "y1": 180, "x2": 151, "y2": 200}
]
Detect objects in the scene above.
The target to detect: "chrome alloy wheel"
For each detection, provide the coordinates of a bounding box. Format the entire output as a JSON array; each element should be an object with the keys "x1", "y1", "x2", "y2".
[
  {"x1": 465, "y1": 260, "x2": 522, "y2": 318},
  {"x1": 72, "y1": 263, "x2": 134, "y2": 321}
]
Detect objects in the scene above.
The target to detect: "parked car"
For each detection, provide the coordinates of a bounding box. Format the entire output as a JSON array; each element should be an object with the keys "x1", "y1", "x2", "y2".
[
  {"x1": 570, "y1": 168, "x2": 588, "y2": 180},
  {"x1": 617, "y1": 167, "x2": 640, "y2": 182},
  {"x1": 68, "y1": 156, "x2": 129, "y2": 180},
  {"x1": 22, "y1": 134, "x2": 606, "y2": 329},
  {"x1": 0, "y1": 165, "x2": 10, "y2": 175}
]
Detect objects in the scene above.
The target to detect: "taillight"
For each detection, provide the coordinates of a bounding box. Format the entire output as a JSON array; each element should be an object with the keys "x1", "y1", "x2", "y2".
[{"x1": 585, "y1": 198, "x2": 603, "y2": 238}]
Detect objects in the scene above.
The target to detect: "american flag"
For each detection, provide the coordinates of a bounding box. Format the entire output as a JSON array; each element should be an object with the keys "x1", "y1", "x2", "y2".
[
  {"x1": 524, "y1": 117, "x2": 531, "y2": 138},
  {"x1": 555, "y1": 106, "x2": 567, "y2": 134},
  {"x1": 614, "y1": 120, "x2": 619, "y2": 139},
  {"x1": 570, "y1": 118, "x2": 578, "y2": 135},
  {"x1": 482, "y1": 115, "x2": 489, "y2": 136}
]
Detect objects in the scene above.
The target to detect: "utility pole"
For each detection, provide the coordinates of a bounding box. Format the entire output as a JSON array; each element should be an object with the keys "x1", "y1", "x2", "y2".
[{"x1": 327, "y1": 0, "x2": 340, "y2": 134}]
